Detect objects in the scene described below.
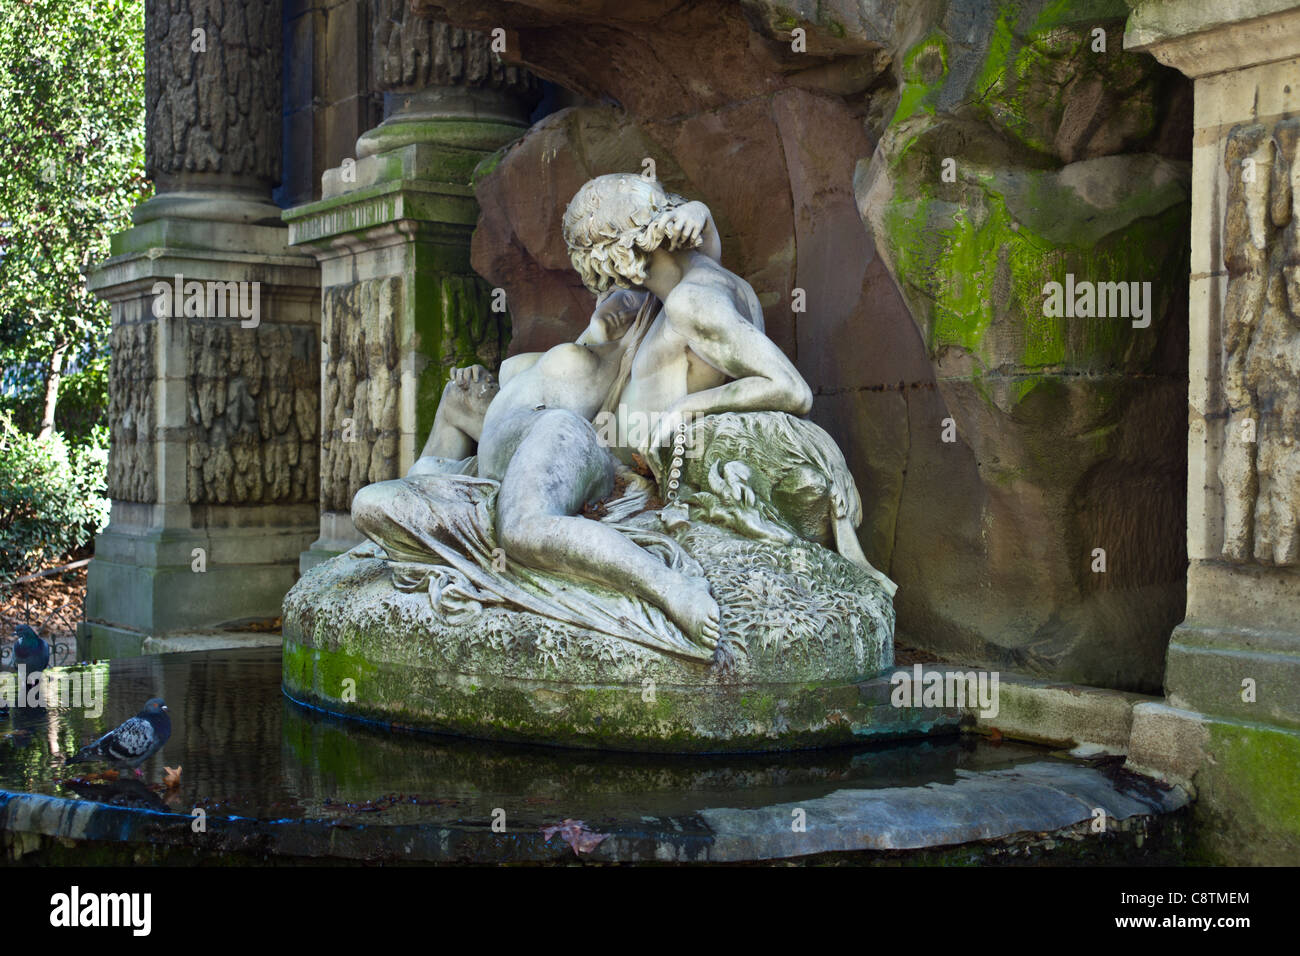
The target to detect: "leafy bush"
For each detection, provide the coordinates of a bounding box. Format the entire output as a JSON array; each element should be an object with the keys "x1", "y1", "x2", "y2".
[
  {"x1": 51, "y1": 353, "x2": 110, "y2": 441},
  {"x1": 0, "y1": 414, "x2": 109, "y2": 581}
]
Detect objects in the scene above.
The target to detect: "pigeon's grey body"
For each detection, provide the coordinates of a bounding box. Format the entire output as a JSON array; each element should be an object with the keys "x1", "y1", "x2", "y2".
[
  {"x1": 68, "y1": 698, "x2": 170, "y2": 770},
  {"x1": 13, "y1": 626, "x2": 50, "y2": 673},
  {"x1": 3, "y1": 626, "x2": 49, "y2": 719}
]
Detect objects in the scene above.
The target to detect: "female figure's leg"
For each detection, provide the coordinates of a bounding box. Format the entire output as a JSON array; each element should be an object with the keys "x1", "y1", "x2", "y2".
[{"x1": 481, "y1": 407, "x2": 720, "y2": 649}]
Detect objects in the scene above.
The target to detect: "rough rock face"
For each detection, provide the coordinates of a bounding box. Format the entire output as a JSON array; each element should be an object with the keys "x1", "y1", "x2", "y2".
[
  {"x1": 416, "y1": 0, "x2": 1193, "y2": 691},
  {"x1": 854, "y1": 0, "x2": 1191, "y2": 690}
]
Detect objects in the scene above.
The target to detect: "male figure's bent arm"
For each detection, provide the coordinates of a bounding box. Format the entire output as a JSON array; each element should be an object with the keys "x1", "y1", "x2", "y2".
[{"x1": 661, "y1": 284, "x2": 813, "y2": 423}]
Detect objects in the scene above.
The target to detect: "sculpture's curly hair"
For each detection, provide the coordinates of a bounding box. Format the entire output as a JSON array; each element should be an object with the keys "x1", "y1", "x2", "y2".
[{"x1": 562, "y1": 173, "x2": 700, "y2": 294}]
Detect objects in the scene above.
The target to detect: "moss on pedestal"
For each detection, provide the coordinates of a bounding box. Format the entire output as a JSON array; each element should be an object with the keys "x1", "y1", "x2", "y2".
[
  {"x1": 1185, "y1": 717, "x2": 1300, "y2": 864},
  {"x1": 280, "y1": 528, "x2": 911, "y2": 753}
]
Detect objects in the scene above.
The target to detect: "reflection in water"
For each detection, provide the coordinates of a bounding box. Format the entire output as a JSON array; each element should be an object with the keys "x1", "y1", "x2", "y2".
[
  {"x1": 0, "y1": 647, "x2": 1050, "y2": 829},
  {"x1": 61, "y1": 776, "x2": 172, "y2": 812}
]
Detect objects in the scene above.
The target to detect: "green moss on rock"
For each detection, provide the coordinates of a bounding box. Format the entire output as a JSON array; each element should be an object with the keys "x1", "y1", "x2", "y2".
[
  {"x1": 874, "y1": 6, "x2": 1189, "y2": 404},
  {"x1": 1193, "y1": 720, "x2": 1300, "y2": 862},
  {"x1": 891, "y1": 31, "x2": 949, "y2": 126}
]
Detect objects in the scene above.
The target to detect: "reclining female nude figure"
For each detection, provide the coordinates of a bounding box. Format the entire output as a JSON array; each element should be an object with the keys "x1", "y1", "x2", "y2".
[{"x1": 355, "y1": 174, "x2": 831, "y2": 651}]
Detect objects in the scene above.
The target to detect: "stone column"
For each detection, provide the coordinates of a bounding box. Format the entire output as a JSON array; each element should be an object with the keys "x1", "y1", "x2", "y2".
[
  {"x1": 83, "y1": 0, "x2": 321, "y2": 656},
  {"x1": 285, "y1": 9, "x2": 538, "y2": 570},
  {"x1": 1125, "y1": 0, "x2": 1300, "y2": 863}
]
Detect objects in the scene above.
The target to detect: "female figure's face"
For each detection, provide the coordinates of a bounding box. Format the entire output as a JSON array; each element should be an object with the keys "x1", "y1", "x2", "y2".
[{"x1": 590, "y1": 288, "x2": 649, "y2": 341}]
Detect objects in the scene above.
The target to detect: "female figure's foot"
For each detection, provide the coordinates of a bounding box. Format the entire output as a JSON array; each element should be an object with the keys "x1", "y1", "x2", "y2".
[{"x1": 662, "y1": 576, "x2": 720, "y2": 651}]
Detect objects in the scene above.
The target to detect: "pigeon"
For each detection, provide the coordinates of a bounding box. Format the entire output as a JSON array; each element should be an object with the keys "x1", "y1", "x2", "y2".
[
  {"x1": 0, "y1": 626, "x2": 43, "y2": 718},
  {"x1": 12, "y1": 626, "x2": 50, "y2": 674},
  {"x1": 67, "y1": 698, "x2": 171, "y2": 775}
]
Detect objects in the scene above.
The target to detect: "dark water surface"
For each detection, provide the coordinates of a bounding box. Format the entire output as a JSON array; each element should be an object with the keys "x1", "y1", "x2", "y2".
[{"x1": 0, "y1": 647, "x2": 1052, "y2": 829}]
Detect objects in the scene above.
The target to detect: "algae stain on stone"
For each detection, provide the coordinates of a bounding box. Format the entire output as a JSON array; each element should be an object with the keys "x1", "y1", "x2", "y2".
[
  {"x1": 413, "y1": 273, "x2": 511, "y2": 445},
  {"x1": 972, "y1": 6, "x2": 1018, "y2": 118},
  {"x1": 879, "y1": 158, "x2": 1185, "y2": 387},
  {"x1": 891, "y1": 31, "x2": 950, "y2": 127},
  {"x1": 1206, "y1": 721, "x2": 1300, "y2": 843}
]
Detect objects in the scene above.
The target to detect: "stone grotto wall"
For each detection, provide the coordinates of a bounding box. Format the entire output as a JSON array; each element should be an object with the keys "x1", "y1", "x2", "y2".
[{"x1": 412, "y1": 0, "x2": 1194, "y2": 693}]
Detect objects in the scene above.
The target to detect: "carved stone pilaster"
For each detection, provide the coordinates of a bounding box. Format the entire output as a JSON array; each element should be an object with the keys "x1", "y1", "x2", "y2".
[
  {"x1": 105, "y1": 322, "x2": 157, "y2": 503},
  {"x1": 84, "y1": 0, "x2": 322, "y2": 653},
  {"x1": 1218, "y1": 118, "x2": 1300, "y2": 568},
  {"x1": 1123, "y1": 0, "x2": 1300, "y2": 865},
  {"x1": 287, "y1": 15, "x2": 534, "y2": 570}
]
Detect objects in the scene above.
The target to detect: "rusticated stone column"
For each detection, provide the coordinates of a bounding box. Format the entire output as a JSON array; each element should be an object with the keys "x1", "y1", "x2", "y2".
[
  {"x1": 83, "y1": 0, "x2": 321, "y2": 655},
  {"x1": 285, "y1": 11, "x2": 539, "y2": 569},
  {"x1": 139, "y1": 0, "x2": 284, "y2": 224},
  {"x1": 1124, "y1": 0, "x2": 1300, "y2": 863}
]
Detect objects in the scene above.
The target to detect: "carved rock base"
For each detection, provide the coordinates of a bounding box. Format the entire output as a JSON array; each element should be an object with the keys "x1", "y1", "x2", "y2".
[{"x1": 283, "y1": 530, "x2": 898, "y2": 752}]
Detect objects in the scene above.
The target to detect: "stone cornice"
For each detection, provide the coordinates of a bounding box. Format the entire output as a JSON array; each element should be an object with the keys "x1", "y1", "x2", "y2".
[{"x1": 1125, "y1": 0, "x2": 1300, "y2": 77}]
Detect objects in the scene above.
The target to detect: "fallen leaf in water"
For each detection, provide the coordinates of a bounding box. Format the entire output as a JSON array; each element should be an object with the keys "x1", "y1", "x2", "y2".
[
  {"x1": 541, "y1": 818, "x2": 608, "y2": 856},
  {"x1": 988, "y1": 728, "x2": 1003, "y2": 744},
  {"x1": 164, "y1": 765, "x2": 182, "y2": 788}
]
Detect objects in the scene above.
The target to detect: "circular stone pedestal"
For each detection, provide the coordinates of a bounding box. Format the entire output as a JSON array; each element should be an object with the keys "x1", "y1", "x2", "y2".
[{"x1": 282, "y1": 526, "x2": 894, "y2": 753}]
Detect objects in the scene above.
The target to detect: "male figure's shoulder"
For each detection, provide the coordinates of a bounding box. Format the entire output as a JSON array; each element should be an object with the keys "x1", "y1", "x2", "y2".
[{"x1": 662, "y1": 260, "x2": 750, "y2": 337}]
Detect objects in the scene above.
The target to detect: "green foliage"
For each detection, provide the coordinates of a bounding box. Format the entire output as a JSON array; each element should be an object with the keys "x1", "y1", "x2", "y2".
[
  {"x1": 0, "y1": 413, "x2": 109, "y2": 580},
  {"x1": 50, "y1": 350, "x2": 109, "y2": 440},
  {"x1": 0, "y1": 0, "x2": 147, "y2": 442}
]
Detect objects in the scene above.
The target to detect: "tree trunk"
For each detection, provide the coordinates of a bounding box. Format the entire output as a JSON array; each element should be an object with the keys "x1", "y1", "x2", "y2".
[{"x1": 36, "y1": 341, "x2": 69, "y2": 442}]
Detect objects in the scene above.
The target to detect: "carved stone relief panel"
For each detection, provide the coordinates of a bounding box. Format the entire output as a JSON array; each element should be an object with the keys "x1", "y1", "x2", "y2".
[
  {"x1": 186, "y1": 322, "x2": 319, "y2": 505},
  {"x1": 1220, "y1": 118, "x2": 1300, "y2": 565},
  {"x1": 321, "y1": 278, "x2": 403, "y2": 512},
  {"x1": 107, "y1": 322, "x2": 157, "y2": 503}
]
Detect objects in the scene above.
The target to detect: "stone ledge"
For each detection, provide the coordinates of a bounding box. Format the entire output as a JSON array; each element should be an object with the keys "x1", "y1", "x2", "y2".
[
  {"x1": 283, "y1": 179, "x2": 480, "y2": 248},
  {"x1": 969, "y1": 671, "x2": 1157, "y2": 755},
  {"x1": 1126, "y1": 0, "x2": 1300, "y2": 76},
  {"x1": 1126, "y1": 701, "x2": 1211, "y2": 785},
  {"x1": 696, "y1": 762, "x2": 1186, "y2": 860},
  {"x1": 0, "y1": 759, "x2": 1188, "y2": 864},
  {"x1": 1165, "y1": 623, "x2": 1300, "y2": 730},
  {"x1": 76, "y1": 622, "x2": 283, "y2": 660},
  {"x1": 1126, "y1": 702, "x2": 1300, "y2": 863}
]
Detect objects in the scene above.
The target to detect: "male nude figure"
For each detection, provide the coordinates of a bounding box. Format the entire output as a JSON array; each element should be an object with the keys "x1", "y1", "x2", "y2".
[{"x1": 421, "y1": 176, "x2": 811, "y2": 463}]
